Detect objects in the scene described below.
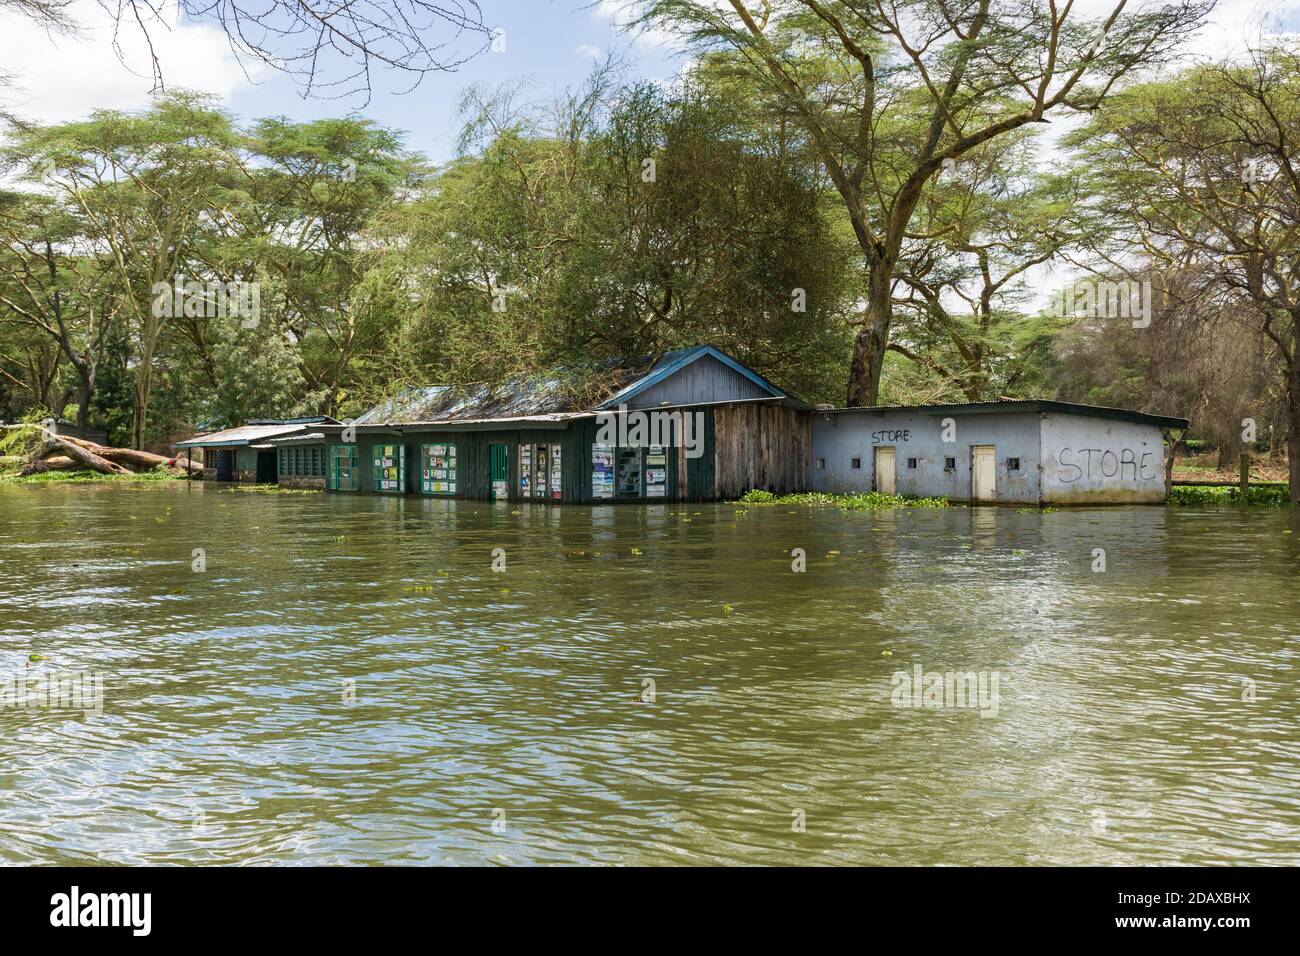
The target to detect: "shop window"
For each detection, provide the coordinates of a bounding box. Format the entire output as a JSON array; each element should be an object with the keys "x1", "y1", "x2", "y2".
[
  {"x1": 592, "y1": 445, "x2": 664, "y2": 500},
  {"x1": 329, "y1": 445, "x2": 359, "y2": 491},
  {"x1": 373, "y1": 444, "x2": 406, "y2": 493},
  {"x1": 616, "y1": 447, "x2": 642, "y2": 498},
  {"x1": 421, "y1": 442, "x2": 457, "y2": 495},
  {"x1": 519, "y1": 443, "x2": 562, "y2": 500}
]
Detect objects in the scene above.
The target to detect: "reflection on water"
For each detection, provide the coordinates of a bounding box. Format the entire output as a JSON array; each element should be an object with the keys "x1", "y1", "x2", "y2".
[{"x1": 1, "y1": 483, "x2": 1298, "y2": 865}]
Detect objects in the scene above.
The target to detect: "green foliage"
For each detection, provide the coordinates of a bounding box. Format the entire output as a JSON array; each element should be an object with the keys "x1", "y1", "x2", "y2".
[
  {"x1": 0, "y1": 463, "x2": 179, "y2": 484},
  {"x1": 1168, "y1": 485, "x2": 1291, "y2": 507},
  {"x1": 360, "y1": 76, "x2": 858, "y2": 403},
  {"x1": 739, "y1": 489, "x2": 947, "y2": 509}
]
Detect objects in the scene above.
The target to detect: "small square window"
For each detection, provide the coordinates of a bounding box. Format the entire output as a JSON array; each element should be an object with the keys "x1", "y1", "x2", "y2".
[
  {"x1": 907, "y1": 457, "x2": 917, "y2": 469},
  {"x1": 944, "y1": 457, "x2": 956, "y2": 471},
  {"x1": 816, "y1": 458, "x2": 825, "y2": 470},
  {"x1": 1007, "y1": 457, "x2": 1021, "y2": 471},
  {"x1": 851, "y1": 457, "x2": 862, "y2": 469}
]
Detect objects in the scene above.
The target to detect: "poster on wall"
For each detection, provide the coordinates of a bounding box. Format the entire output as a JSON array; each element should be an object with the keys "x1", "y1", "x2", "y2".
[
  {"x1": 519, "y1": 445, "x2": 532, "y2": 497},
  {"x1": 592, "y1": 445, "x2": 614, "y2": 499},
  {"x1": 550, "y1": 445, "x2": 562, "y2": 499},
  {"x1": 421, "y1": 442, "x2": 457, "y2": 495},
  {"x1": 645, "y1": 446, "x2": 667, "y2": 498}
]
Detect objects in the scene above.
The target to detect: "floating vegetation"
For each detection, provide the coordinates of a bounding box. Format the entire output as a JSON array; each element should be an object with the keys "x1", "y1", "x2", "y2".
[
  {"x1": 228, "y1": 485, "x2": 322, "y2": 495},
  {"x1": 738, "y1": 489, "x2": 947, "y2": 510}
]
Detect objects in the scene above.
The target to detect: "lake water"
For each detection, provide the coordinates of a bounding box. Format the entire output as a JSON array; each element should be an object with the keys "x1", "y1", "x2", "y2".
[{"x1": 1, "y1": 482, "x2": 1297, "y2": 865}]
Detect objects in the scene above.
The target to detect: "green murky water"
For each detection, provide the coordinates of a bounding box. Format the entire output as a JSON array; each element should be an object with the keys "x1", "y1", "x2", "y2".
[{"x1": 1, "y1": 482, "x2": 1297, "y2": 865}]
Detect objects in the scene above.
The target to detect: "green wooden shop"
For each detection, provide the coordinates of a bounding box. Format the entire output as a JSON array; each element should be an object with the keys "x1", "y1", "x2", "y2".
[{"x1": 179, "y1": 347, "x2": 813, "y2": 503}]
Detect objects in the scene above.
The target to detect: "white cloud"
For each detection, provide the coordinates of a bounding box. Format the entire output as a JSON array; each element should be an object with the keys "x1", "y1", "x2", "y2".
[
  {"x1": 0, "y1": 1, "x2": 259, "y2": 125},
  {"x1": 575, "y1": 43, "x2": 603, "y2": 60},
  {"x1": 593, "y1": 0, "x2": 683, "y2": 50}
]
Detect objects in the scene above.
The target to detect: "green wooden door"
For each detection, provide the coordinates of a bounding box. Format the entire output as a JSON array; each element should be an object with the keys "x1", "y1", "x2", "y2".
[{"x1": 490, "y1": 443, "x2": 508, "y2": 499}]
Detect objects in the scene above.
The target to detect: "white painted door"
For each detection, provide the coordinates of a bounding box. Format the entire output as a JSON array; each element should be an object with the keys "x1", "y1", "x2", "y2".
[
  {"x1": 875, "y1": 446, "x2": 896, "y2": 495},
  {"x1": 972, "y1": 445, "x2": 997, "y2": 501}
]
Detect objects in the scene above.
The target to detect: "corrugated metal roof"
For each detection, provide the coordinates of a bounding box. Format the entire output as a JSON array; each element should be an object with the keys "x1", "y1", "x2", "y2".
[
  {"x1": 175, "y1": 423, "x2": 314, "y2": 447},
  {"x1": 817, "y1": 400, "x2": 1188, "y2": 430},
  {"x1": 346, "y1": 346, "x2": 804, "y2": 428},
  {"x1": 267, "y1": 431, "x2": 326, "y2": 445},
  {"x1": 349, "y1": 359, "x2": 661, "y2": 426}
]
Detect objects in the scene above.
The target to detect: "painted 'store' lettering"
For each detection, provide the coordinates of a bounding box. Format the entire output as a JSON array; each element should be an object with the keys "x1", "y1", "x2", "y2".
[
  {"x1": 871, "y1": 429, "x2": 910, "y2": 444},
  {"x1": 1057, "y1": 447, "x2": 1154, "y2": 483}
]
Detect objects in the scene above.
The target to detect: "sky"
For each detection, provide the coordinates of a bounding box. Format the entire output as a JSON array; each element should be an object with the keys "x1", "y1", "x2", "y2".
[
  {"x1": 1, "y1": 0, "x2": 1297, "y2": 165},
  {"x1": 0, "y1": 1, "x2": 683, "y2": 163}
]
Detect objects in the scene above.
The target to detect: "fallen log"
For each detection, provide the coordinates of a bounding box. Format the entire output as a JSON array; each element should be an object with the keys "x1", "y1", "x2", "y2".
[
  {"x1": 59, "y1": 435, "x2": 175, "y2": 471},
  {"x1": 40, "y1": 434, "x2": 131, "y2": 476},
  {"x1": 19, "y1": 456, "x2": 84, "y2": 476}
]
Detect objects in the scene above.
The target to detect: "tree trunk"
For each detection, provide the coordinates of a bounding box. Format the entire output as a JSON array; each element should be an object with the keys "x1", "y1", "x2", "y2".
[
  {"x1": 74, "y1": 364, "x2": 95, "y2": 430},
  {"x1": 59, "y1": 435, "x2": 173, "y2": 470},
  {"x1": 846, "y1": 263, "x2": 893, "y2": 407},
  {"x1": 132, "y1": 395, "x2": 146, "y2": 451},
  {"x1": 41, "y1": 433, "x2": 131, "y2": 476},
  {"x1": 19, "y1": 455, "x2": 81, "y2": 475},
  {"x1": 1289, "y1": 364, "x2": 1300, "y2": 505}
]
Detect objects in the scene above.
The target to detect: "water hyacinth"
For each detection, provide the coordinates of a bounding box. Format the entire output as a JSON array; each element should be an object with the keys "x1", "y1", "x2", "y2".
[{"x1": 738, "y1": 489, "x2": 948, "y2": 510}]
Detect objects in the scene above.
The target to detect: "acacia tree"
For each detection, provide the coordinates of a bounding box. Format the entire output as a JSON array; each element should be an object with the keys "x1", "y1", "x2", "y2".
[
  {"x1": 637, "y1": 0, "x2": 1213, "y2": 405},
  {"x1": 2, "y1": 94, "x2": 242, "y2": 447},
  {"x1": 889, "y1": 132, "x2": 1084, "y2": 400},
  {"x1": 204, "y1": 116, "x2": 413, "y2": 415},
  {"x1": 0, "y1": 308, "x2": 64, "y2": 414},
  {"x1": 1069, "y1": 45, "x2": 1300, "y2": 498},
  {"x1": 0, "y1": 194, "x2": 121, "y2": 426},
  {"x1": 360, "y1": 71, "x2": 859, "y2": 404}
]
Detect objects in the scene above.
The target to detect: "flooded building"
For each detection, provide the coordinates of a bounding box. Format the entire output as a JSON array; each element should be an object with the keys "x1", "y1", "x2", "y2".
[
  {"x1": 812, "y1": 401, "x2": 1187, "y2": 504},
  {"x1": 266, "y1": 346, "x2": 812, "y2": 502},
  {"x1": 177, "y1": 351, "x2": 1186, "y2": 505},
  {"x1": 174, "y1": 417, "x2": 339, "y2": 483}
]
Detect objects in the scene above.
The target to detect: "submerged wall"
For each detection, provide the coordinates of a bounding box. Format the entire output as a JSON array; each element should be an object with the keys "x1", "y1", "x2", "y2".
[
  {"x1": 1039, "y1": 413, "x2": 1167, "y2": 504},
  {"x1": 810, "y1": 409, "x2": 1042, "y2": 503}
]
